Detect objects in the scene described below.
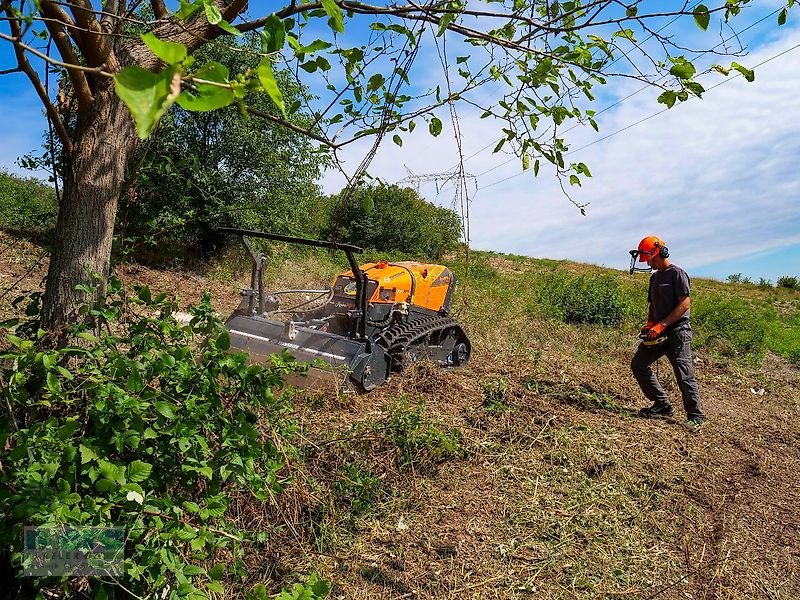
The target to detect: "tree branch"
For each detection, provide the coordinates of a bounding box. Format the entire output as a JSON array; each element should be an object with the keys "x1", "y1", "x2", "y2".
[
  {"x1": 67, "y1": 0, "x2": 117, "y2": 69},
  {"x1": 3, "y1": 9, "x2": 73, "y2": 155},
  {"x1": 150, "y1": 0, "x2": 167, "y2": 20},
  {"x1": 37, "y1": 2, "x2": 95, "y2": 113}
]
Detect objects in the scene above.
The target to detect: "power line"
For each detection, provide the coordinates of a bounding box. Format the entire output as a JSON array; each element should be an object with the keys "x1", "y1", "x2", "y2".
[
  {"x1": 464, "y1": 6, "x2": 786, "y2": 189},
  {"x1": 478, "y1": 40, "x2": 800, "y2": 192}
]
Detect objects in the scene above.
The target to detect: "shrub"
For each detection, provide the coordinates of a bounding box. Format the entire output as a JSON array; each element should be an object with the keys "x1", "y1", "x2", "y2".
[
  {"x1": 0, "y1": 282, "x2": 310, "y2": 598},
  {"x1": 692, "y1": 294, "x2": 767, "y2": 364},
  {"x1": 0, "y1": 170, "x2": 57, "y2": 234},
  {"x1": 777, "y1": 276, "x2": 799, "y2": 290},
  {"x1": 529, "y1": 270, "x2": 637, "y2": 327}
]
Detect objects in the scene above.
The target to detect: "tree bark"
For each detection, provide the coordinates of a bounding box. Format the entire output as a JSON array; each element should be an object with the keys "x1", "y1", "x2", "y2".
[{"x1": 40, "y1": 80, "x2": 139, "y2": 330}]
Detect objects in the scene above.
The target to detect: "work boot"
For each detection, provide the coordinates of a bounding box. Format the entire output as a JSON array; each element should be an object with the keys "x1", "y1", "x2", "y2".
[
  {"x1": 682, "y1": 417, "x2": 705, "y2": 433},
  {"x1": 638, "y1": 403, "x2": 674, "y2": 418}
]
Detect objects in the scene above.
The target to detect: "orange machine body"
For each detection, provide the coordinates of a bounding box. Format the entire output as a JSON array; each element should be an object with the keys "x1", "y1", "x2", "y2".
[{"x1": 335, "y1": 261, "x2": 455, "y2": 313}]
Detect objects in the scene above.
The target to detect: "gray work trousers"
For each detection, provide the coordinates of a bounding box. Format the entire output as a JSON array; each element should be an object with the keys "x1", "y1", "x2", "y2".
[{"x1": 631, "y1": 328, "x2": 704, "y2": 420}]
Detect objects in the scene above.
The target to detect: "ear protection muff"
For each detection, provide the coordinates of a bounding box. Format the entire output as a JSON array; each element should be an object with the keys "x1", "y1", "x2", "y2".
[{"x1": 653, "y1": 241, "x2": 669, "y2": 259}]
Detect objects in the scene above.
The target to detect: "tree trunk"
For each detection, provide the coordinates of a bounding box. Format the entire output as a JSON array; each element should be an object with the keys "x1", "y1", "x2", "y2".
[{"x1": 40, "y1": 83, "x2": 139, "y2": 330}]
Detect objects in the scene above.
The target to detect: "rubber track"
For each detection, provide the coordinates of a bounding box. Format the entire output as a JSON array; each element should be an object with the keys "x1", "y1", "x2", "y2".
[{"x1": 375, "y1": 315, "x2": 464, "y2": 360}]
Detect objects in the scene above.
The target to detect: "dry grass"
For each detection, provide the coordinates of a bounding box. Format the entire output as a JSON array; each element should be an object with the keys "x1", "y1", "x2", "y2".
[{"x1": 2, "y1": 232, "x2": 799, "y2": 598}]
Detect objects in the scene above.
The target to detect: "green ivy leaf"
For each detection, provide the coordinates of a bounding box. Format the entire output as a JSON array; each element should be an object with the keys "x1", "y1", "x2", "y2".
[
  {"x1": 693, "y1": 5, "x2": 710, "y2": 31},
  {"x1": 114, "y1": 65, "x2": 182, "y2": 139},
  {"x1": 141, "y1": 33, "x2": 188, "y2": 65},
  {"x1": 257, "y1": 58, "x2": 286, "y2": 116},
  {"x1": 128, "y1": 460, "x2": 153, "y2": 483},
  {"x1": 685, "y1": 81, "x2": 705, "y2": 97},
  {"x1": 321, "y1": 0, "x2": 344, "y2": 32},
  {"x1": 178, "y1": 61, "x2": 235, "y2": 112}
]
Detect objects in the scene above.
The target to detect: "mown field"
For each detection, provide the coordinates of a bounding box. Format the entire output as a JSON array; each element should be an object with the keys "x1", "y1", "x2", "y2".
[{"x1": 2, "y1": 230, "x2": 799, "y2": 599}]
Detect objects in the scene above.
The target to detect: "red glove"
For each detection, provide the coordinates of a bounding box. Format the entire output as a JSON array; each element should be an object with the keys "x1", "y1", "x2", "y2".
[
  {"x1": 645, "y1": 322, "x2": 666, "y2": 340},
  {"x1": 640, "y1": 320, "x2": 656, "y2": 336}
]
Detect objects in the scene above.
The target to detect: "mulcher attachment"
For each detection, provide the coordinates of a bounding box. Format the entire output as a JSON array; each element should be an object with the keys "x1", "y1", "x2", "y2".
[{"x1": 220, "y1": 228, "x2": 470, "y2": 391}]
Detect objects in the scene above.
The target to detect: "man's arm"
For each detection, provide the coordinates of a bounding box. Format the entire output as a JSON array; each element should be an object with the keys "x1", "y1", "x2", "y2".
[{"x1": 660, "y1": 295, "x2": 690, "y2": 327}]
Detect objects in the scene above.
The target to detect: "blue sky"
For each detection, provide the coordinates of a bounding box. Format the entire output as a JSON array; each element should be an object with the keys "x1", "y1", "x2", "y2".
[{"x1": 1, "y1": 2, "x2": 799, "y2": 283}]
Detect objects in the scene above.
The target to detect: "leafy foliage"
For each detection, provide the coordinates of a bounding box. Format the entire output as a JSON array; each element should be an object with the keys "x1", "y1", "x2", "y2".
[
  {"x1": 777, "y1": 275, "x2": 799, "y2": 290},
  {"x1": 0, "y1": 282, "x2": 314, "y2": 598},
  {"x1": 692, "y1": 294, "x2": 767, "y2": 364},
  {"x1": 0, "y1": 171, "x2": 57, "y2": 234},
  {"x1": 327, "y1": 185, "x2": 462, "y2": 259},
  {"x1": 126, "y1": 34, "x2": 325, "y2": 255},
  {"x1": 529, "y1": 270, "x2": 637, "y2": 327}
]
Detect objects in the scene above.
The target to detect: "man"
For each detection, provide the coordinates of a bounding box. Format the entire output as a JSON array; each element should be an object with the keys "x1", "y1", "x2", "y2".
[{"x1": 629, "y1": 236, "x2": 705, "y2": 431}]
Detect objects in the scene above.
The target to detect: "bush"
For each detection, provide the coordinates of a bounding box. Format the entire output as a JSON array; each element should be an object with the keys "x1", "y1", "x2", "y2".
[
  {"x1": 529, "y1": 270, "x2": 637, "y2": 327},
  {"x1": 328, "y1": 185, "x2": 463, "y2": 259},
  {"x1": 777, "y1": 276, "x2": 799, "y2": 290},
  {"x1": 0, "y1": 170, "x2": 57, "y2": 234},
  {"x1": 692, "y1": 294, "x2": 767, "y2": 364},
  {"x1": 0, "y1": 282, "x2": 310, "y2": 598}
]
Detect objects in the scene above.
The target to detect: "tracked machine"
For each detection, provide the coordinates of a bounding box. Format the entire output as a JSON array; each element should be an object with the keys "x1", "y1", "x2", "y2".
[{"x1": 221, "y1": 229, "x2": 471, "y2": 390}]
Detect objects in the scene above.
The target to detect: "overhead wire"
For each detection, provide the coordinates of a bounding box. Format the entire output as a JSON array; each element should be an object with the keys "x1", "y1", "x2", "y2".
[
  {"x1": 463, "y1": 5, "x2": 787, "y2": 191},
  {"x1": 478, "y1": 38, "x2": 800, "y2": 192}
]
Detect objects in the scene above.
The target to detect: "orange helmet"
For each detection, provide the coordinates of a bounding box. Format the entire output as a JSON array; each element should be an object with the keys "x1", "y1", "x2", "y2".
[
  {"x1": 629, "y1": 236, "x2": 669, "y2": 274},
  {"x1": 637, "y1": 236, "x2": 668, "y2": 262}
]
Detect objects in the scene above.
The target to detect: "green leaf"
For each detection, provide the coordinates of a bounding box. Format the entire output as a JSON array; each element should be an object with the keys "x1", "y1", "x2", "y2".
[
  {"x1": 669, "y1": 58, "x2": 696, "y2": 80},
  {"x1": 257, "y1": 58, "x2": 286, "y2": 116},
  {"x1": 216, "y1": 329, "x2": 230, "y2": 351},
  {"x1": 362, "y1": 196, "x2": 374, "y2": 214},
  {"x1": 127, "y1": 370, "x2": 144, "y2": 393},
  {"x1": 657, "y1": 90, "x2": 677, "y2": 108},
  {"x1": 685, "y1": 81, "x2": 705, "y2": 97},
  {"x1": 209, "y1": 563, "x2": 225, "y2": 581},
  {"x1": 57, "y1": 418, "x2": 80, "y2": 440},
  {"x1": 533, "y1": 159, "x2": 540, "y2": 176},
  {"x1": 569, "y1": 174, "x2": 581, "y2": 187},
  {"x1": 626, "y1": 5, "x2": 638, "y2": 18},
  {"x1": 203, "y1": 1, "x2": 222, "y2": 24},
  {"x1": 367, "y1": 73, "x2": 385, "y2": 93},
  {"x1": 321, "y1": 0, "x2": 344, "y2": 32},
  {"x1": 731, "y1": 62, "x2": 755, "y2": 82},
  {"x1": 778, "y1": 7, "x2": 787, "y2": 25},
  {"x1": 128, "y1": 460, "x2": 153, "y2": 483},
  {"x1": 155, "y1": 401, "x2": 177, "y2": 419},
  {"x1": 522, "y1": 154, "x2": 530, "y2": 170},
  {"x1": 429, "y1": 116, "x2": 442, "y2": 137},
  {"x1": 141, "y1": 33, "x2": 187, "y2": 65},
  {"x1": 693, "y1": 5, "x2": 710, "y2": 31},
  {"x1": 392, "y1": 134, "x2": 402, "y2": 147},
  {"x1": 176, "y1": 0, "x2": 203, "y2": 20},
  {"x1": 80, "y1": 444, "x2": 98, "y2": 464},
  {"x1": 114, "y1": 65, "x2": 182, "y2": 139},
  {"x1": 438, "y1": 12, "x2": 456, "y2": 36},
  {"x1": 217, "y1": 19, "x2": 242, "y2": 36},
  {"x1": 261, "y1": 15, "x2": 286, "y2": 53},
  {"x1": 46, "y1": 371, "x2": 61, "y2": 394},
  {"x1": 178, "y1": 61, "x2": 235, "y2": 112}
]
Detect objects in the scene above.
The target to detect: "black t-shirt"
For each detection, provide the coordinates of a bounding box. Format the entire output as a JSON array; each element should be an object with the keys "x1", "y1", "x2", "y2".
[{"x1": 648, "y1": 264, "x2": 691, "y2": 331}]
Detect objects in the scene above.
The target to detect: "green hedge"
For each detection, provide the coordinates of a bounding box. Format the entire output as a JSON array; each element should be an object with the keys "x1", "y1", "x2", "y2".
[
  {"x1": 528, "y1": 270, "x2": 638, "y2": 327},
  {"x1": 692, "y1": 294, "x2": 767, "y2": 364}
]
